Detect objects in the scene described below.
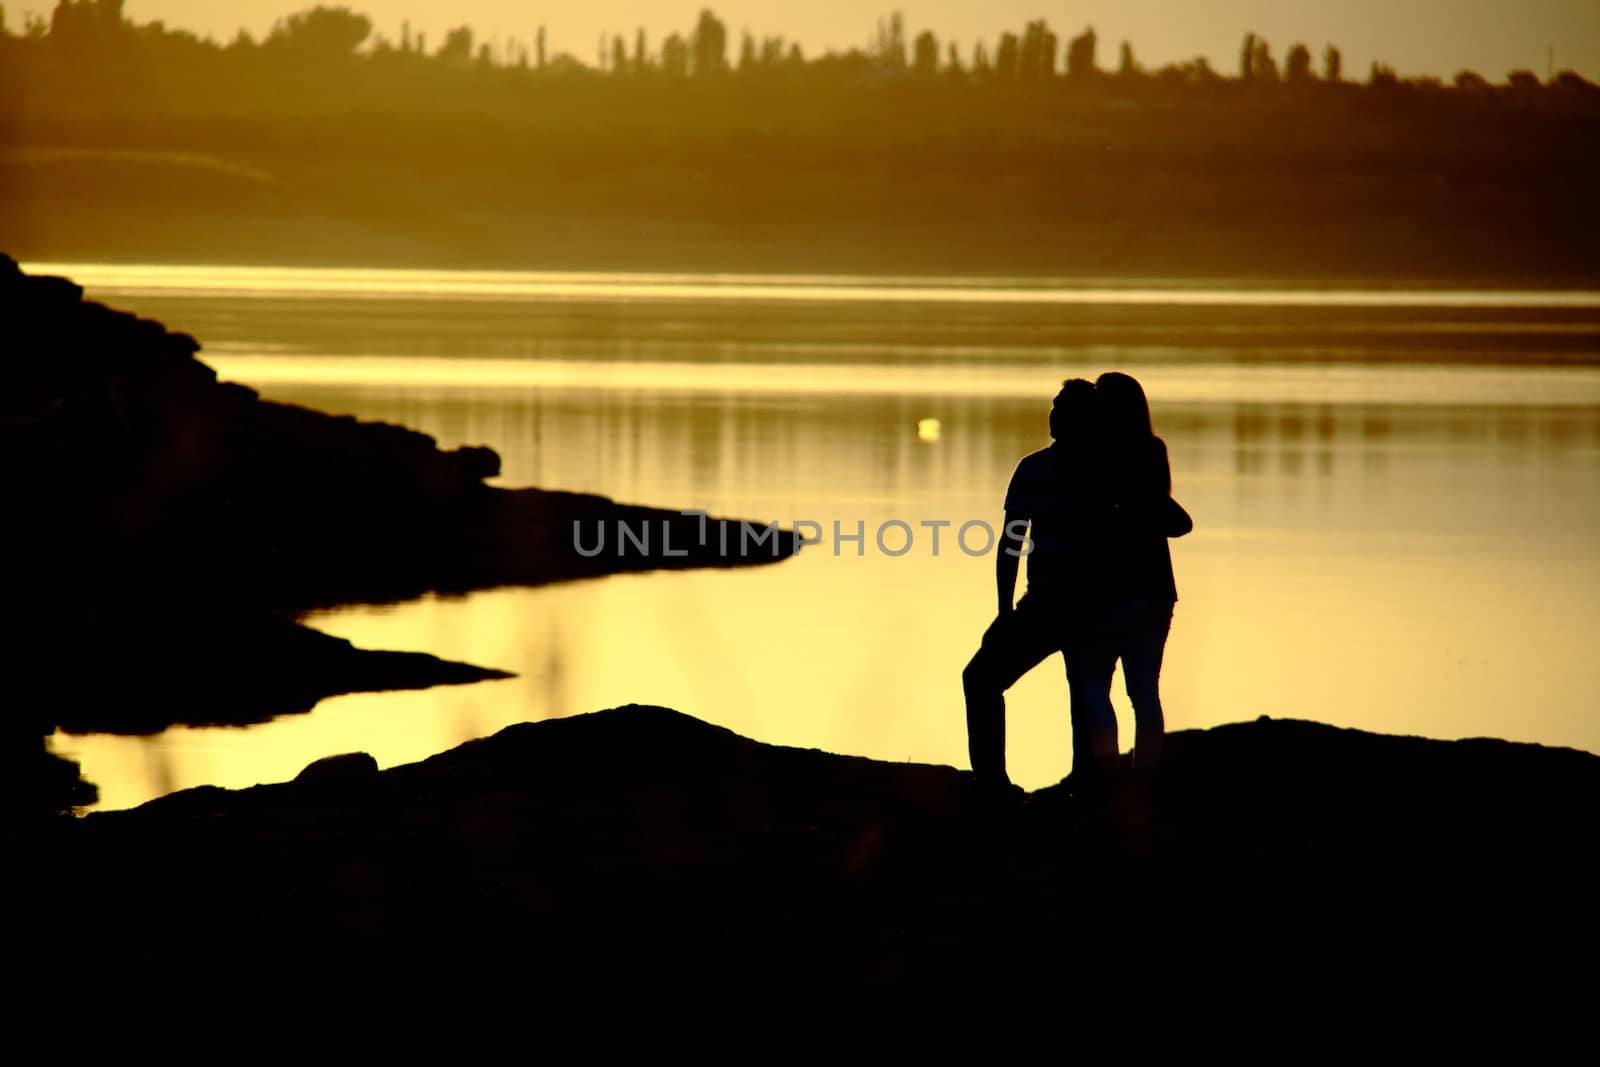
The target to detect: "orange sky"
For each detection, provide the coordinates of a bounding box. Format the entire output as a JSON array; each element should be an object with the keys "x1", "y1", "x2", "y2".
[{"x1": 8, "y1": 1, "x2": 1599, "y2": 80}]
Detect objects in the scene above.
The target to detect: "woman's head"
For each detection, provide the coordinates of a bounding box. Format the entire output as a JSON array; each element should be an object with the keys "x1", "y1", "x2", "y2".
[
  {"x1": 1095, "y1": 371, "x2": 1153, "y2": 439},
  {"x1": 1049, "y1": 378, "x2": 1096, "y2": 440}
]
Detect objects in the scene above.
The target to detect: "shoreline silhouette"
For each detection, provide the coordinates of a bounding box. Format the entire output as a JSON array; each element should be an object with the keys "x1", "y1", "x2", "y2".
[
  {"x1": 0, "y1": 255, "x2": 798, "y2": 817},
  {"x1": 15, "y1": 704, "x2": 1596, "y2": 1008}
]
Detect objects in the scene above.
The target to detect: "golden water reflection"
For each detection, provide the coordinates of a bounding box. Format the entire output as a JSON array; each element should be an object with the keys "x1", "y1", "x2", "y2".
[
  {"x1": 30, "y1": 263, "x2": 1600, "y2": 308},
  {"x1": 53, "y1": 384, "x2": 1600, "y2": 810},
  {"x1": 39, "y1": 271, "x2": 1600, "y2": 809}
]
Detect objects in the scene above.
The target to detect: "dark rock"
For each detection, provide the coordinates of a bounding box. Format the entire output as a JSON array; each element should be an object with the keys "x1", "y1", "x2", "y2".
[
  {"x1": 0, "y1": 735, "x2": 98, "y2": 823},
  {"x1": 42, "y1": 613, "x2": 517, "y2": 736},
  {"x1": 1, "y1": 254, "x2": 796, "y2": 615},
  {"x1": 0, "y1": 256, "x2": 797, "y2": 758},
  {"x1": 295, "y1": 751, "x2": 380, "y2": 789},
  {"x1": 455, "y1": 444, "x2": 500, "y2": 481},
  {"x1": 16, "y1": 706, "x2": 1594, "y2": 1006}
]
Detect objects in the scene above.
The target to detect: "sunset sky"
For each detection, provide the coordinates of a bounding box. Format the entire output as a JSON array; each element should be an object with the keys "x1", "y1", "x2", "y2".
[{"x1": 9, "y1": 0, "x2": 1599, "y2": 80}]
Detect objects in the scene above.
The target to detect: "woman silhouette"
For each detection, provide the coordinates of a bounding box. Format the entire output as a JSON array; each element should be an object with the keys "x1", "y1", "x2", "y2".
[{"x1": 1069, "y1": 371, "x2": 1182, "y2": 772}]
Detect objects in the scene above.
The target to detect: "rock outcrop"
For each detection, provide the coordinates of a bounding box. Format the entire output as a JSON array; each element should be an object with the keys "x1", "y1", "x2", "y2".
[
  {"x1": 0, "y1": 253, "x2": 797, "y2": 615},
  {"x1": 16, "y1": 706, "x2": 1595, "y2": 1010},
  {"x1": 0, "y1": 255, "x2": 797, "y2": 815}
]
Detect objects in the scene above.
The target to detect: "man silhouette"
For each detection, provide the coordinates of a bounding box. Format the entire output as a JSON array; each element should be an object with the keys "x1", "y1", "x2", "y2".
[{"x1": 961, "y1": 378, "x2": 1189, "y2": 797}]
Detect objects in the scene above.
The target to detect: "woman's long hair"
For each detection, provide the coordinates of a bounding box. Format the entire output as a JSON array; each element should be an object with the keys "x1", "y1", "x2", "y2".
[
  {"x1": 1094, "y1": 371, "x2": 1154, "y2": 442},
  {"x1": 1095, "y1": 372, "x2": 1161, "y2": 503}
]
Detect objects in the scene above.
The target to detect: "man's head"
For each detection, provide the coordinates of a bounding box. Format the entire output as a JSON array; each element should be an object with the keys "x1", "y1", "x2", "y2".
[{"x1": 1049, "y1": 378, "x2": 1096, "y2": 440}]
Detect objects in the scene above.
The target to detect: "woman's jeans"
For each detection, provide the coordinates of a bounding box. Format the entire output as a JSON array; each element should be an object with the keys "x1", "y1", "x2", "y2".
[
  {"x1": 1068, "y1": 597, "x2": 1176, "y2": 772},
  {"x1": 962, "y1": 593, "x2": 1174, "y2": 785}
]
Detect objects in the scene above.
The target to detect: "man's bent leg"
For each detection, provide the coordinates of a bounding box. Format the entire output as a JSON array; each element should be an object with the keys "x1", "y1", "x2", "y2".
[{"x1": 962, "y1": 605, "x2": 1059, "y2": 787}]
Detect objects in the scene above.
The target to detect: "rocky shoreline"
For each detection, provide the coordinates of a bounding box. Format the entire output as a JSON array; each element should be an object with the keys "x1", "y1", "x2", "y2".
[
  {"x1": 5, "y1": 253, "x2": 1594, "y2": 1016},
  {"x1": 1, "y1": 255, "x2": 798, "y2": 814},
  {"x1": 13, "y1": 705, "x2": 1596, "y2": 1007}
]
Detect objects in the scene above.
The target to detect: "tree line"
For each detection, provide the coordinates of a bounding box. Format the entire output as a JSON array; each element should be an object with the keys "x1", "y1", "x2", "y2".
[
  {"x1": 4, "y1": 0, "x2": 1594, "y2": 105},
  {"x1": 4, "y1": 0, "x2": 1594, "y2": 284}
]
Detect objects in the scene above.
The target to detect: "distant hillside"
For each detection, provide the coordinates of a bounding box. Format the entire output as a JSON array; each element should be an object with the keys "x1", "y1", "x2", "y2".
[{"x1": 3, "y1": 7, "x2": 1597, "y2": 281}]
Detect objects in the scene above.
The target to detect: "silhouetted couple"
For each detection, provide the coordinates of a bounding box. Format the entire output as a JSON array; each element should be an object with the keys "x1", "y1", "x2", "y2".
[{"x1": 963, "y1": 372, "x2": 1190, "y2": 798}]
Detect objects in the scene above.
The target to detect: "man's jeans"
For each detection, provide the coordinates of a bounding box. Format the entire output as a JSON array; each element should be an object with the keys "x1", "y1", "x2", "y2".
[{"x1": 962, "y1": 593, "x2": 1174, "y2": 785}]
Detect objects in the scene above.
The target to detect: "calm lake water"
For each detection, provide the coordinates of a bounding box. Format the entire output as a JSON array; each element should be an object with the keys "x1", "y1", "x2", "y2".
[{"x1": 37, "y1": 264, "x2": 1600, "y2": 809}]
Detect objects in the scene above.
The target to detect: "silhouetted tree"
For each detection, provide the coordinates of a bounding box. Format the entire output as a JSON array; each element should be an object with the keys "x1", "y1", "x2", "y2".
[
  {"x1": 1240, "y1": 33, "x2": 1255, "y2": 80},
  {"x1": 1507, "y1": 69, "x2": 1541, "y2": 92},
  {"x1": 544, "y1": 52, "x2": 584, "y2": 75},
  {"x1": 913, "y1": 30, "x2": 937, "y2": 76},
  {"x1": 535, "y1": 25, "x2": 545, "y2": 68},
  {"x1": 1454, "y1": 69, "x2": 1488, "y2": 91},
  {"x1": 1118, "y1": 40, "x2": 1138, "y2": 77},
  {"x1": 437, "y1": 25, "x2": 472, "y2": 65},
  {"x1": 995, "y1": 32, "x2": 1018, "y2": 79},
  {"x1": 634, "y1": 28, "x2": 646, "y2": 70},
  {"x1": 1369, "y1": 62, "x2": 1398, "y2": 88},
  {"x1": 1323, "y1": 44, "x2": 1341, "y2": 83},
  {"x1": 946, "y1": 41, "x2": 962, "y2": 75},
  {"x1": 1157, "y1": 55, "x2": 1217, "y2": 88},
  {"x1": 1066, "y1": 25, "x2": 1096, "y2": 80},
  {"x1": 1249, "y1": 38, "x2": 1278, "y2": 82},
  {"x1": 661, "y1": 32, "x2": 688, "y2": 77},
  {"x1": 692, "y1": 9, "x2": 726, "y2": 75},
  {"x1": 50, "y1": 0, "x2": 128, "y2": 45},
  {"x1": 266, "y1": 6, "x2": 370, "y2": 57},
  {"x1": 1019, "y1": 20, "x2": 1056, "y2": 80},
  {"x1": 971, "y1": 40, "x2": 989, "y2": 76},
  {"x1": 873, "y1": 12, "x2": 907, "y2": 68},
  {"x1": 1285, "y1": 43, "x2": 1312, "y2": 83},
  {"x1": 612, "y1": 34, "x2": 626, "y2": 73},
  {"x1": 1551, "y1": 70, "x2": 1597, "y2": 94}
]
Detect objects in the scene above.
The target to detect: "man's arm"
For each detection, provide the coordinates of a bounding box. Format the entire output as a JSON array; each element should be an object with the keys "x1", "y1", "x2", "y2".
[{"x1": 996, "y1": 510, "x2": 1026, "y2": 614}]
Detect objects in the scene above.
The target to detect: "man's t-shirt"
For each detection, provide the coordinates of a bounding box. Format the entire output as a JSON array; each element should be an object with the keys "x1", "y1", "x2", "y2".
[{"x1": 1003, "y1": 445, "x2": 1093, "y2": 595}]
